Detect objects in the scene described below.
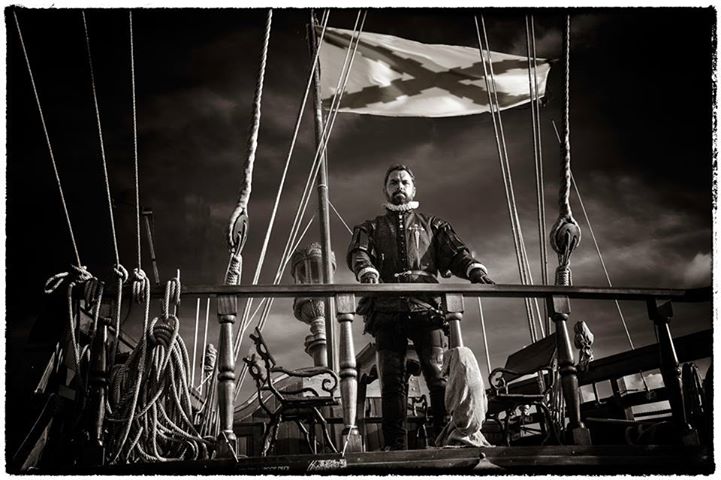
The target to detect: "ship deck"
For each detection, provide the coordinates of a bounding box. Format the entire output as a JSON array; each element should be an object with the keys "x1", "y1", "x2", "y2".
[{"x1": 59, "y1": 444, "x2": 713, "y2": 475}]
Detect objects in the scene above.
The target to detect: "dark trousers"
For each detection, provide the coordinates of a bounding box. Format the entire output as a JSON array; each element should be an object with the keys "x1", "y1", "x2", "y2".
[{"x1": 374, "y1": 312, "x2": 447, "y2": 450}]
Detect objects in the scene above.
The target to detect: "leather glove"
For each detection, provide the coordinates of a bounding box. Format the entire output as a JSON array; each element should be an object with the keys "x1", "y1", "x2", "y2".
[
  {"x1": 360, "y1": 271, "x2": 379, "y2": 284},
  {"x1": 469, "y1": 268, "x2": 495, "y2": 284}
]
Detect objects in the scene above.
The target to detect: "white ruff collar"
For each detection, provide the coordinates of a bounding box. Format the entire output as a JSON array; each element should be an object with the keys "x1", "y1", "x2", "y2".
[{"x1": 383, "y1": 201, "x2": 419, "y2": 212}]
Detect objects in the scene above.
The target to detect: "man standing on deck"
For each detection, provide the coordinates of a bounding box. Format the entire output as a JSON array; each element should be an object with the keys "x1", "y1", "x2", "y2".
[{"x1": 347, "y1": 164, "x2": 494, "y2": 451}]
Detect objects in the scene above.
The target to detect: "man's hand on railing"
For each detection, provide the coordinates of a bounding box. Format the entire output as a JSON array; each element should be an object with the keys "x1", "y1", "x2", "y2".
[
  {"x1": 469, "y1": 268, "x2": 495, "y2": 285},
  {"x1": 360, "y1": 271, "x2": 379, "y2": 284}
]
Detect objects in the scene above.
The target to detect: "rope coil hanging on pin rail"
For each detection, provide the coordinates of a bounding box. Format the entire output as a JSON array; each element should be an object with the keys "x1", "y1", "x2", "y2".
[
  {"x1": 162, "y1": 274, "x2": 182, "y2": 319},
  {"x1": 132, "y1": 268, "x2": 149, "y2": 304},
  {"x1": 82, "y1": 276, "x2": 104, "y2": 315}
]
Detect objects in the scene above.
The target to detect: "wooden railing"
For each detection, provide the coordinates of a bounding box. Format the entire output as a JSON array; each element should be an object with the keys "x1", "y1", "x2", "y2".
[{"x1": 147, "y1": 283, "x2": 710, "y2": 453}]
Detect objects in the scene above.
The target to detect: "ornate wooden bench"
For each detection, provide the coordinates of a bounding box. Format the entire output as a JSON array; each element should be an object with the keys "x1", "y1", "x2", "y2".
[
  {"x1": 243, "y1": 327, "x2": 339, "y2": 456},
  {"x1": 486, "y1": 334, "x2": 561, "y2": 446}
]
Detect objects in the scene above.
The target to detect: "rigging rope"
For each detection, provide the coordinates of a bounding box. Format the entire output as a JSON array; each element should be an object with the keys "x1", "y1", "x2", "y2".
[
  {"x1": 525, "y1": 15, "x2": 549, "y2": 292},
  {"x1": 13, "y1": 10, "x2": 83, "y2": 268},
  {"x1": 15, "y1": 12, "x2": 106, "y2": 399},
  {"x1": 226, "y1": 8, "x2": 274, "y2": 250},
  {"x1": 531, "y1": 18, "x2": 548, "y2": 290},
  {"x1": 237, "y1": 10, "x2": 365, "y2": 349},
  {"x1": 232, "y1": 9, "x2": 355, "y2": 363},
  {"x1": 329, "y1": 199, "x2": 353, "y2": 235},
  {"x1": 232, "y1": 215, "x2": 316, "y2": 398},
  {"x1": 484, "y1": 17, "x2": 544, "y2": 337},
  {"x1": 82, "y1": 11, "x2": 129, "y2": 365},
  {"x1": 550, "y1": 120, "x2": 635, "y2": 350},
  {"x1": 475, "y1": 15, "x2": 543, "y2": 342},
  {"x1": 233, "y1": 9, "x2": 330, "y2": 351},
  {"x1": 234, "y1": 10, "x2": 367, "y2": 399},
  {"x1": 129, "y1": 11, "x2": 142, "y2": 272},
  {"x1": 549, "y1": 16, "x2": 594, "y2": 371}
]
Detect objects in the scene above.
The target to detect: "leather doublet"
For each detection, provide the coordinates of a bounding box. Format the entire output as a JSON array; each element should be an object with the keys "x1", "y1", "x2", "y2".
[{"x1": 348, "y1": 208, "x2": 482, "y2": 312}]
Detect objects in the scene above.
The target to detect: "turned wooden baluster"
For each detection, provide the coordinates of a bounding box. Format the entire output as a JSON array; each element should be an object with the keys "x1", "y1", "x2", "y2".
[
  {"x1": 444, "y1": 293, "x2": 465, "y2": 348},
  {"x1": 547, "y1": 295, "x2": 590, "y2": 444},
  {"x1": 216, "y1": 295, "x2": 238, "y2": 457},
  {"x1": 334, "y1": 293, "x2": 362, "y2": 452},
  {"x1": 647, "y1": 299, "x2": 700, "y2": 446}
]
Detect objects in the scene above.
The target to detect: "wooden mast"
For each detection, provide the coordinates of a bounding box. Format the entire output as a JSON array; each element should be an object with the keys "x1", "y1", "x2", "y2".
[{"x1": 307, "y1": 10, "x2": 338, "y2": 371}]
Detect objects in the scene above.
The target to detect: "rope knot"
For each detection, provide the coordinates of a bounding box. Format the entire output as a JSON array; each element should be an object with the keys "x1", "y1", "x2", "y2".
[
  {"x1": 71, "y1": 264, "x2": 93, "y2": 283},
  {"x1": 44, "y1": 265, "x2": 94, "y2": 294},
  {"x1": 132, "y1": 268, "x2": 149, "y2": 304},
  {"x1": 114, "y1": 263, "x2": 129, "y2": 283}
]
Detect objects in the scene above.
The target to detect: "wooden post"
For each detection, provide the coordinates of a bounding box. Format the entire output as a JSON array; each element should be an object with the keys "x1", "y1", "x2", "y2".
[
  {"x1": 87, "y1": 316, "x2": 109, "y2": 458},
  {"x1": 308, "y1": 12, "x2": 337, "y2": 371},
  {"x1": 646, "y1": 299, "x2": 699, "y2": 445},
  {"x1": 141, "y1": 209, "x2": 161, "y2": 285},
  {"x1": 334, "y1": 293, "x2": 362, "y2": 452},
  {"x1": 444, "y1": 294, "x2": 465, "y2": 348},
  {"x1": 547, "y1": 295, "x2": 591, "y2": 445},
  {"x1": 216, "y1": 295, "x2": 238, "y2": 458}
]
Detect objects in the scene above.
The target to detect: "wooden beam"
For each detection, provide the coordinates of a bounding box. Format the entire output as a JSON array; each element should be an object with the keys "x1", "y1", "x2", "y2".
[
  {"x1": 146, "y1": 284, "x2": 711, "y2": 302},
  {"x1": 501, "y1": 329, "x2": 712, "y2": 395}
]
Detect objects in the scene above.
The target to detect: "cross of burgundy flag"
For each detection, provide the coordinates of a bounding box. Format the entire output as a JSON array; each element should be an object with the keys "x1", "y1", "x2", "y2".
[{"x1": 318, "y1": 27, "x2": 551, "y2": 118}]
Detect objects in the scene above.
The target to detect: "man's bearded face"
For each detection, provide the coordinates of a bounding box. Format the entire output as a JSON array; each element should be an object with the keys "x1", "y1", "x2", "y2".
[{"x1": 384, "y1": 169, "x2": 416, "y2": 205}]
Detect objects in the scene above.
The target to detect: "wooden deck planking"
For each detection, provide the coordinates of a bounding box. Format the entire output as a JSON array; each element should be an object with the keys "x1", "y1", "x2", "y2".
[{"x1": 61, "y1": 444, "x2": 712, "y2": 475}]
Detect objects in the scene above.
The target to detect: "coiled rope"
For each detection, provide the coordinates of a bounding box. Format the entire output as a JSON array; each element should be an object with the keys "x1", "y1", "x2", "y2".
[{"x1": 107, "y1": 275, "x2": 211, "y2": 463}]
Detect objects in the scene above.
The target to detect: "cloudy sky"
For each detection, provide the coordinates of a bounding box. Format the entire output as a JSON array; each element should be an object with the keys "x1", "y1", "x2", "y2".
[{"x1": 5, "y1": 7, "x2": 714, "y2": 451}]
